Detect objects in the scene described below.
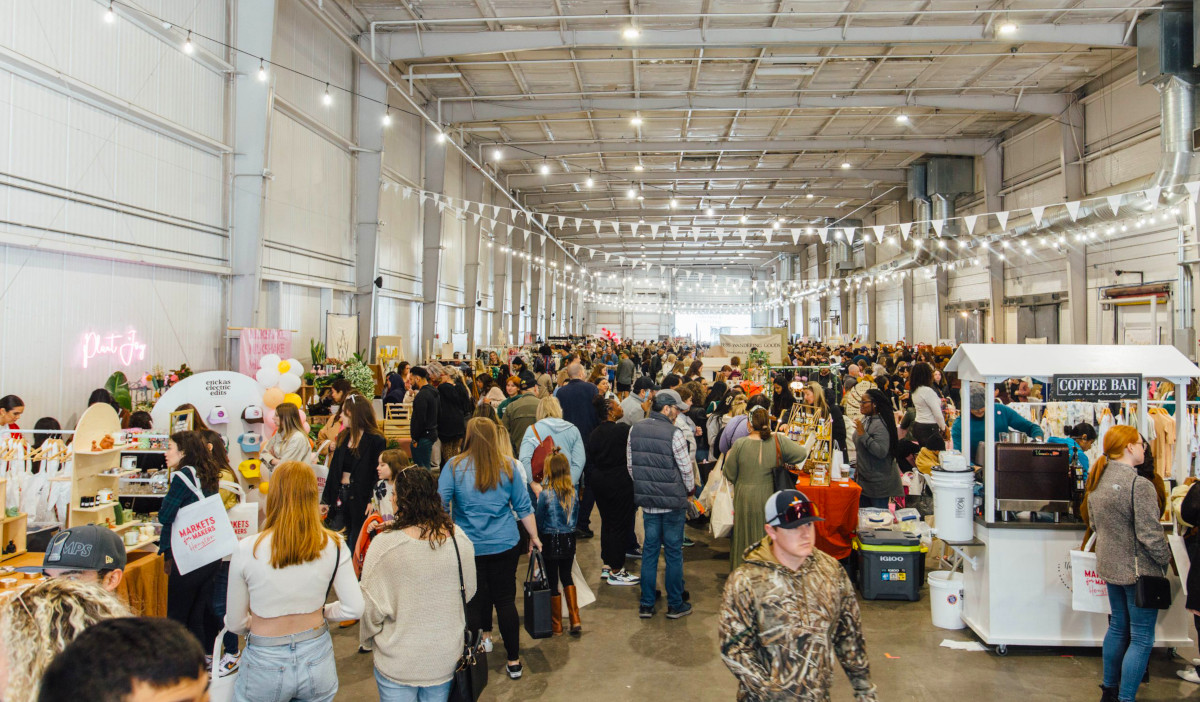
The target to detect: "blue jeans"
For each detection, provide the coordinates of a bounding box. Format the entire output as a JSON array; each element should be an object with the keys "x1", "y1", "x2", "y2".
[
  {"x1": 1102, "y1": 583, "x2": 1159, "y2": 702},
  {"x1": 375, "y1": 668, "x2": 452, "y2": 702},
  {"x1": 234, "y1": 630, "x2": 338, "y2": 702},
  {"x1": 640, "y1": 509, "x2": 685, "y2": 609},
  {"x1": 412, "y1": 438, "x2": 435, "y2": 468}
]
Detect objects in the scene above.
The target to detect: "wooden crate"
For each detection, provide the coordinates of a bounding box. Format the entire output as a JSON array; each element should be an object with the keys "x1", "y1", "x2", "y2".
[{"x1": 383, "y1": 403, "x2": 412, "y2": 441}]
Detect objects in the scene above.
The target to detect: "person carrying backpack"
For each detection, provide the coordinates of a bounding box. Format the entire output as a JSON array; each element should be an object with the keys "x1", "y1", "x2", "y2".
[{"x1": 518, "y1": 396, "x2": 585, "y2": 487}]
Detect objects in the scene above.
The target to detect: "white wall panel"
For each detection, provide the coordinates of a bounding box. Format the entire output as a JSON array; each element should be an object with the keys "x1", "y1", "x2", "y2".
[
  {"x1": 875, "y1": 279, "x2": 903, "y2": 343},
  {"x1": 1003, "y1": 123, "x2": 1059, "y2": 183},
  {"x1": 949, "y1": 264, "x2": 989, "y2": 303},
  {"x1": 271, "y1": 0, "x2": 353, "y2": 141},
  {"x1": 1086, "y1": 137, "x2": 1160, "y2": 192},
  {"x1": 1085, "y1": 225, "x2": 1178, "y2": 344},
  {"x1": 913, "y1": 268, "x2": 938, "y2": 344}
]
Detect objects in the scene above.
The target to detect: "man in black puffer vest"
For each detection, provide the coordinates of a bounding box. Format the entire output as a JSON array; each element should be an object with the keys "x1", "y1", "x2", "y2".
[{"x1": 627, "y1": 389, "x2": 695, "y2": 620}]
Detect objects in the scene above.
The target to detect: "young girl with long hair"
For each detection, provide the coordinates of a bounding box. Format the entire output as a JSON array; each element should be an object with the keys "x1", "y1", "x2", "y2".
[
  {"x1": 533, "y1": 449, "x2": 581, "y2": 636},
  {"x1": 361, "y1": 467, "x2": 476, "y2": 701},
  {"x1": 226, "y1": 462, "x2": 363, "y2": 702},
  {"x1": 320, "y1": 394, "x2": 386, "y2": 546},
  {"x1": 158, "y1": 430, "x2": 224, "y2": 650},
  {"x1": 263, "y1": 403, "x2": 313, "y2": 471}
]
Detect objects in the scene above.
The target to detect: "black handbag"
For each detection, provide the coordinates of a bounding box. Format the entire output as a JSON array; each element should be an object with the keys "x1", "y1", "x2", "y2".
[
  {"x1": 448, "y1": 535, "x2": 487, "y2": 702},
  {"x1": 769, "y1": 437, "x2": 796, "y2": 492},
  {"x1": 1130, "y1": 477, "x2": 1172, "y2": 610},
  {"x1": 324, "y1": 484, "x2": 352, "y2": 533},
  {"x1": 523, "y1": 549, "x2": 554, "y2": 639}
]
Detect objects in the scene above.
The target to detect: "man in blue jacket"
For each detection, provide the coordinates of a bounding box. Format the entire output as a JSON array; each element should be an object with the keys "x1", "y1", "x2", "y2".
[{"x1": 950, "y1": 384, "x2": 1043, "y2": 462}]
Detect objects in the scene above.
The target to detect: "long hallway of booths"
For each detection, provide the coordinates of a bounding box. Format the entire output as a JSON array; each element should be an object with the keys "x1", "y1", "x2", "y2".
[{"x1": 327, "y1": 519, "x2": 1198, "y2": 702}]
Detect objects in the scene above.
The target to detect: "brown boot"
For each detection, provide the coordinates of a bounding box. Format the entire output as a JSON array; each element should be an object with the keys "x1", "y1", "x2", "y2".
[
  {"x1": 564, "y1": 585, "x2": 582, "y2": 635},
  {"x1": 551, "y1": 594, "x2": 563, "y2": 636}
]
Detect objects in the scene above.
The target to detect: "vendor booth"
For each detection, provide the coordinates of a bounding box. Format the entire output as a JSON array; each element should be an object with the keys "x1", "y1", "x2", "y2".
[{"x1": 945, "y1": 344, "x2": 1196, "y2": 654}]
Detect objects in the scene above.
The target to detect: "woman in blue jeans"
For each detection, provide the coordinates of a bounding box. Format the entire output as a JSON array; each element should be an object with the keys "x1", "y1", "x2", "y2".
[
  {"x1": 226, "y1": 462, "x2": 364, "y2": 702},
  {"x1": 1083, "y1": 426, "x2": 1172, "y2": 702}
]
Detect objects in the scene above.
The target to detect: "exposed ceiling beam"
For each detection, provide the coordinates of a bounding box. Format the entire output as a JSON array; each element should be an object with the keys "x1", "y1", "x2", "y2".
[
  {"x1": 520, "y1": 191, "x2": 864, "y2": 208},
  {"x1": 509, "y1": 179, "x2": 896, "y2": 201},
  {"x1": 375, "y1": 25, "x2": 1131, "y2": 62},
  {"x1": 490, "y1": 136, "x2": 994, "y2": 158},
  {"x1": 511, "y1": 167, "x2": 906, "y2": 183},
  {"x1": 536, "y1": 207, "x2": 853, "y2": 219},
  {"x1": 439, "y1": 95, "x2": 1068, "y2": 122}
]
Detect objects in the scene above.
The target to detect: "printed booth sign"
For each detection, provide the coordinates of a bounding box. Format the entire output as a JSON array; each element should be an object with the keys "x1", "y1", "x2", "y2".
[{"x1": 1051, "y1": 374, "x2": 1141, "y2": 403}]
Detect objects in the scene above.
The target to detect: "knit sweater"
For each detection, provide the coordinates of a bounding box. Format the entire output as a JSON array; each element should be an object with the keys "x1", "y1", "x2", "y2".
[
  {"x1": 359, "y1": 526, "x2": 477, "y2": 687},
  {"x1": 1087, "y1": 460, "x2": 1172, "y2": 586}
]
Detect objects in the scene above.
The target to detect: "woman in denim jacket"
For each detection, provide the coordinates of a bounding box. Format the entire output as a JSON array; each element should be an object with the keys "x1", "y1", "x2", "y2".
[{"x1": 534, "y1": 449, "x2": 581, "y2": 636}]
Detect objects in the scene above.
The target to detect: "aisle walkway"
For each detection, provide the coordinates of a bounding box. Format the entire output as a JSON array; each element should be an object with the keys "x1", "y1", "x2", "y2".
[{"x1": 329, "y1": 522, "x2": 1198, "y2": 701}]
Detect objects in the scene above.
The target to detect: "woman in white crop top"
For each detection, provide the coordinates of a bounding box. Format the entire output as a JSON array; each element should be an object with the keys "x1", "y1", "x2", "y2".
[
  {"x1": 226, "y1": 461, "x2": 363, "y2": 702},
  {"x1": 907, "y1": 362, "x2": 948, "y2": 452}
]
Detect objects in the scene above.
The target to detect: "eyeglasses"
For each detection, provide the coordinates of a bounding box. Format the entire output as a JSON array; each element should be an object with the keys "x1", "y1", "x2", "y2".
[{"x1": 768, "y1": 499, "x2": 820, "y2": 526}]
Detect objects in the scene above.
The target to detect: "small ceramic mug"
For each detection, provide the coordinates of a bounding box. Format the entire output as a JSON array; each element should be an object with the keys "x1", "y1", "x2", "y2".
[{"x1": 124, "y1": 531, "x2": 139, "y2": 546}]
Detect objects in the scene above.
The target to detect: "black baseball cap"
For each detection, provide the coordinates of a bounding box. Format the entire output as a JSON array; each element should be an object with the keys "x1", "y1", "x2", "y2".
[
  {"x1": 765, "y1": 490, "x2": 824, "y2": 529},
  {"x1": 519, "y1": 376, "x2": 537, "y2": 391},
  {"x1": 21, "y1": 525, "x2": 127, "y2": 574},
  {"x1": 633, "y1": 376, "x2": 659, "y2": 393}
]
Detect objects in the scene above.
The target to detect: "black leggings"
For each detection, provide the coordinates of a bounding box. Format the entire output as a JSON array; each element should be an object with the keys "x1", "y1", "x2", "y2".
[
  {"x1": 911, "y1": 422, "x2": 946, "y2": 452},
  {"x1": 469, "y1": 544, "x2": 521, "y2": 662},
  {"x1": 544, "y1": 556, "x2": 575, "y2": 593},
  {"x1": 591, "y1": 475, "x2": 636, "y2": 571},
  {"x1": 167, "y1": 558, "x2": 221, "y2": 651}
]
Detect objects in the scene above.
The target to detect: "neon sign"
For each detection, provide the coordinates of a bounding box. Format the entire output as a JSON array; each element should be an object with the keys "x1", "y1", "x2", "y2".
[{"x1": 81, "y1": 331, "x2": 147, "y2": 369}]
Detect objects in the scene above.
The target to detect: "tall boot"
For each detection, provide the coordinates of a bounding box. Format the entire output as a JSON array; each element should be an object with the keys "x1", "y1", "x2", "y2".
[
  {"x1": 551, "y1": 594, "x2": 563, "y2": 636},
  {"x1": 564, "y1": 585, "x2": 582, "y2": 635}
]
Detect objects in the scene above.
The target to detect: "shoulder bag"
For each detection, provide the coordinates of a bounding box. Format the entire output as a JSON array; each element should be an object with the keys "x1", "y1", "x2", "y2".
[
  {"x1": 770, "y1": 436, "x2": 796, "y2": 492},
  {"x1": 523, "y1": 548, "x2": 554, "y2": 639},
  {"x1": 169, "y1": 467, "x2": 238, "y2": 575},
  {"x1": 448, "y1": 533, "x2": 488, "y2": 702},
  {"x1": 1131, "y1": 477, "x2": 1172, "y2": 610}
]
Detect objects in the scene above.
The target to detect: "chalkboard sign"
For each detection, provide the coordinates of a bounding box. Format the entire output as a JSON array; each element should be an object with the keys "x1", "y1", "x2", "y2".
[{"x1": 1051, "y1": 374, "x2": 1142, "y2": 402}]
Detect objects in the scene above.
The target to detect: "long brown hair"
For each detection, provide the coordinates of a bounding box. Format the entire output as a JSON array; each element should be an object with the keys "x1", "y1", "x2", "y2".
[
  {"x1": 749, "y1": 407, "x2": 772, "y2": 440},
  {"x1": 804, "y1": 381, "x2": 831, "y2": 417},
  {"x1": 255, "y1": 461, "x2": 339, "y2": 568},
  {"x1": 452, "y1": 417, "x2": 512, "y2": 492},
  {"x1": 275, "y1": 402, "x2": 306, "y2": 440},
  {"x1": 337, "y1": 393, "x2": 382, "y2": 452},
  {"x1": 543, "y1": 448, "x2": 575, "y2": 516},
  {"x1": 388, "y1": 466, "x2": 455, "y2": 547},
  {"x1": 169, "y1": 430, "x2": 221, "y2": 494}
]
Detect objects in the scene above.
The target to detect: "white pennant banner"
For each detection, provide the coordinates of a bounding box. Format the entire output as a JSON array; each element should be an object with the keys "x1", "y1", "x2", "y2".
[
  {"x1": 931, "y1": 220, "x2": 944, "y2": 237},
  {"x1": 1065, "y1": 201, "x2": 1081, "y2": 222},
  {"x1": 1107, "y1": 194, "x2": 1122, "y2": 216},
  {"x1": 556, "y1": 215, "x2": 565, "y2": 228},
  {"x1": 1146, "y1": 185, "x2": 1162, "y2": 204},
  {"x1": 573, "y1": 218, "x2": 582, "y2": 232},
  {"x1": 899, "y1": 222, "x2": 912, "y2": 241},
  {"x1": 818, "y1": 228, "x2": 828, "y2": 244},
  {"x1": 872, "y1": 225, "x2": 885, "y2": 243},
  {"x1": 630, "y1": 222, "x2": 640, "y2": 237},
  {"x1": 996, "y1": 211, "x2": 1009, "y2": 231},
  {"x1": 1030, "y1": 206, "x2": 1045, "y2": 227},
  {"x1": 844, "y1": 227, "x2": 856, "y2": 243},
  {"x1": 650, "y1": 223, "x2": 660, "y2": 238},
  {"x1": 791, "y1": 228, "x2": 802, "y2": 245},
  {"x1": 1186, "y1": 182, "x2": 1200, "y2": 202},
  {"x1": 963, "y1": 215, "x2": 978, "y2": 235}
]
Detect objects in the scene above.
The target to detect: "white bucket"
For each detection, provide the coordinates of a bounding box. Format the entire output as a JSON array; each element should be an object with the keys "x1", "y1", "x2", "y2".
[
  {"x1": 928, "y1": 570, "x2": 965, "y2": 630},
  {"x1": 926, "y1": 469, "x2": 975, "y2": 543}
]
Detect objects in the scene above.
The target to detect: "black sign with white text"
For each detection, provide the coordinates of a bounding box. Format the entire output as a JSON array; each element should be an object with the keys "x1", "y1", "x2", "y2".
[{"x1": 1051, "y1": 374, "x2": 1142, "y2": 402}]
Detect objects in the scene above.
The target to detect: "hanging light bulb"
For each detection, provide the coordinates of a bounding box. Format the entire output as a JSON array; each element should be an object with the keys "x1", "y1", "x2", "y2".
[
  {"x1": 669, "y1": 198, "x2": 677, "y2": 209},
  {"x1": 623, "y1": 26, "x2": 641, "y2": 40},
  {"x1": 104, "y1": 3, "x2": 115, "y2": 23},
  {"x1": 323, "y1": 83, "x2": 333, "y2": 106},
  {"x1": 183, "y1": 31, "x2": 194, "y2": 54},
  {"x1": 840, "y1": 161, "x2": 851, "y2": 169},
  {"x1": 806, "y1": 192, "x2": 815, "y2": 199},
  {"x1": 630, "y1": 115, "x2": 643, "y2": 126},
  {"x1": 895, "y1": 113, "x2": 909, "y2": 124},
  {"x1": 997, "y1": 20, "x2": 1018, "y2": 36},
  {"x1": 705, "y1": 207, "x2": 715, "y2": 216},
  {"x1": 435, "y1": 130, "x2": 446, "y2": 144},
  {"x1": 772, "y1": 221, "x2": 781, "y2": 230},
  {"x1": 539, "y1": 162, "x2": 550, "y2": 175},
  {"x1": 740, "y1": 214, "x2": 748, "y2": 224},
  {"x1": 382, "y1": 109, "x2": 392, "y2": 126},
  {"x1": 627, "y1": 188, "x2": 637, "y2": 199},
  {"x1": 257, "y1": 60, "x2": 268, "y2": 81},
  {"x1": 585, "y1": 176, "x2": 594, "y2": 187}
]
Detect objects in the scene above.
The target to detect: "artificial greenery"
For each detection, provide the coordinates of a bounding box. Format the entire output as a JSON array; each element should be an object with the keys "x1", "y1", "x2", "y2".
[
  {"x1": 309, "y1": 339, "x2": 326, "y2": 367},
  {"x1": 342, "y1": 360, "x2": 377, "y2": 398}
]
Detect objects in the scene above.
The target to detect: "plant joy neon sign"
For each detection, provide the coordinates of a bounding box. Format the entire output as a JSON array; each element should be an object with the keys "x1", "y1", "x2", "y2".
[{"x1": 81, "y1": 331, "x2": 147, "y2": 369}]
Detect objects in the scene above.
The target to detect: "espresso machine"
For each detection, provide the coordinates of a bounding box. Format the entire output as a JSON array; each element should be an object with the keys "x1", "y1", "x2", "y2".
[{"x1": 992, "y1": 443, "x2": 1073, "y2": 520}]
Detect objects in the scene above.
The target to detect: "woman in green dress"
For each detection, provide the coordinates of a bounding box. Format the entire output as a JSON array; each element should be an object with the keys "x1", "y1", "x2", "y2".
[{"x1": 721, "y1": 407, "x2": 809, "y2": 569}]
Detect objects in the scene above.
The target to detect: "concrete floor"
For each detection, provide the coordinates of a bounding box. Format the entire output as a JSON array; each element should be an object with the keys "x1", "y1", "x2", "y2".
[{"x1": 330, "y1": 523, "x2": 1200, "y2": 701}]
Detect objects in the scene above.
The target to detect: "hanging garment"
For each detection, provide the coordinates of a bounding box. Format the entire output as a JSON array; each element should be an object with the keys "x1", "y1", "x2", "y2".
[{"x1": 1149, "y1": 408, "x2": 1177, "y2": 480}]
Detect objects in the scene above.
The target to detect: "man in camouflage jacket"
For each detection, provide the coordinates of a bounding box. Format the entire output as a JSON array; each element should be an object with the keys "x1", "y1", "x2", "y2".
[{"x1": 719, "y1": 490, "x2": 877, "y2": 701}]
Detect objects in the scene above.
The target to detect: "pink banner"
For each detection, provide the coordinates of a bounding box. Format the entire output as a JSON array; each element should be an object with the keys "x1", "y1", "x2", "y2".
[{"x1": 238, "y1": 328, "x2": 293, "y2": 376}]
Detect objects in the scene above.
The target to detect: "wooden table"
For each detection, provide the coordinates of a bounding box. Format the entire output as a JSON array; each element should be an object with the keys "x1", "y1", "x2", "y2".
[
  {"x1": 6, "y1": 549, "x2": 167, "y2": 616},
  {"x1": 794, "y1": 475, "x2": 862, "y2": 560}
]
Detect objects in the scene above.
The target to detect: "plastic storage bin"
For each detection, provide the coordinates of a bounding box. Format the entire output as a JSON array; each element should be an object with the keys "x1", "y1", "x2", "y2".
[{"x1": 856, "y1": 528, "x2": 923, "y2": 601}]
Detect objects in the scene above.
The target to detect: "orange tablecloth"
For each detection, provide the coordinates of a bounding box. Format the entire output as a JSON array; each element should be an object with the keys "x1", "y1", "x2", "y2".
[
  {"x1": 794, "y1": 476, "x2": 862, "y2": 560},
  {"x1": 7, "y1": 549, "x2": 167, "y2": 617}
]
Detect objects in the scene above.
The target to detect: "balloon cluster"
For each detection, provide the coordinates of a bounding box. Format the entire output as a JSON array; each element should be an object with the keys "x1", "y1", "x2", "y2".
[{"x1": 255, "y1": 354, "x2": 304, "y2": 409}]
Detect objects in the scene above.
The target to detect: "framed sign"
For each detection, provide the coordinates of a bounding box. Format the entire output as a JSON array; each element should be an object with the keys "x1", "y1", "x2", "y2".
[
  {"x1": 169, "y1": 409, "x2": 195, "y2": 434},
  {"x1": 1051, "y1": 374, "x2": 1142, "y2": 402}
]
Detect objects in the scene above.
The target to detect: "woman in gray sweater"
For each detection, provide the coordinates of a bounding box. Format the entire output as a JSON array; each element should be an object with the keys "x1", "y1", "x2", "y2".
[
  {"x1": 1084, "y1": 425, "x2": 1172, "y2": 702},
  {"x1": 852, "y1": 389, "x2": 904, "y2": 509}
]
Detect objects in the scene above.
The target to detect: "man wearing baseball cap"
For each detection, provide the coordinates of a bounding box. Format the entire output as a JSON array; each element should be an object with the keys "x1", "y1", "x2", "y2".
[
  {"x1": 21, "y1": 525, "x2": 128, "y2": 593},
  {"x1": 618, "y1": 376, "x2": 657, "y2": 427},
  {"x1": 627, "y1": 388, "x2": 694, "y2": 619},
  {"x1": 719, "y1": 490, "x2": 877, "y2": 701},
  {"x1": 501, "y1": 374, "x2": 541, "y2": 456}
]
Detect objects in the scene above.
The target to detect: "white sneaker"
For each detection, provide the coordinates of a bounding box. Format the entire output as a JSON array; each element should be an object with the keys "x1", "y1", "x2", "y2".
[
  {"x1": 480, "y1": 636, "x2": 493, "y2": 653},
  {"x1": 218, "y1": 653, "x2": 240, "y2": 677},
  {"x1": 601, "y1": 566, "x2": 612, "y2": 581},
  {"x1": 1178, "y1": 668, "x2": 1200, "y2": 685},
  {"x1": 606, "y1": 569, "x2": 640, "y2": 586}
]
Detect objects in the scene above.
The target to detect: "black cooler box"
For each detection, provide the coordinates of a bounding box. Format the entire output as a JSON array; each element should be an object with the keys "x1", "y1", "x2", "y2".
[{"x1": 856, "y1": 528, "x2": 923, "y2": 601}]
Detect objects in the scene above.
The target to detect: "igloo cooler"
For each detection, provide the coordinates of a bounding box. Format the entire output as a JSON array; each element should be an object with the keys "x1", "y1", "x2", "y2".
[{"x1": 856, "y1": 528, "x2": 923, "y2": 601}]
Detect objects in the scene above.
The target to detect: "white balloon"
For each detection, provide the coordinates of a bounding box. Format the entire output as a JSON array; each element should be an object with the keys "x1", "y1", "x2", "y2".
[
  {"x1": 256, "y1": 368, "x2": 281, "y2": 388},
  {"x1": 277, "y1": 373, "x2": 301, "y2": 393},
  {"x1": 259, "y1": 354, "x2": 282, "y2": 370},
  {"x1": 285, "y1": 358, "x2": 304, "y2": 376}
]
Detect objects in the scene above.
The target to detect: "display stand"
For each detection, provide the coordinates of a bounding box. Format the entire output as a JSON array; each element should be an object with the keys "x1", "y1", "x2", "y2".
[
  {"x1": 69, "y1": 404, "x2": 155, "y2": 550},
  {"x1": 0, "y1": 476, "x2": 26, "y2": 561},
  {"x1": 944, "y1": 344, "x2": 1197, "y2": 653}
]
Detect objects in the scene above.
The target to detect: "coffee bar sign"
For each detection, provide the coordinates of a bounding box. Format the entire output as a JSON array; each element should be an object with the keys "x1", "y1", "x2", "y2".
[{"x1": 1051, "y1": 374, "x2": 1142, "y2": 402}]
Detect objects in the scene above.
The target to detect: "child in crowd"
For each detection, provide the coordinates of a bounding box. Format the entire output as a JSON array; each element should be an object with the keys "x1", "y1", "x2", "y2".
[{"x1": 533, "y1": 449, "x2": 581, "y2": 636}]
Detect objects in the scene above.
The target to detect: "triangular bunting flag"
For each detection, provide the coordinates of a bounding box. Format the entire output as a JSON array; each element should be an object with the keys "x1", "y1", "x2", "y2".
[
  {"x1": 1066, "y1": 201, "x2": 1081, "y2": 222},
  {"x1": 594, "y1": 220, "x2": 602, "y2": 233},
  {"x1": 1030, "y1": 206, "x2": 1045, "y2": 227},
  {"x1": 573, "y1": 218, "x2": 582, "y2": 232},
  {"x1": 492, "y1": 205, "x2": 501, "y2": 219},
  {"x1": 401, "y1": 186, "x2": 413, "y2": 199},
  {"x1": 1146, "y1": 185, "x2": 1162, "y2": 204},
  {"x1": 899, "y1": 222, "x2": 912, "y2": 240},
  {"x1": 791, "y1": 228, "x2": 801, "y2": 245},
  {"x1": 556, "y1": 215, "x2": 565, "y2": 228},
  {"x1": 539, "y1": 213, "x2": 549, "y2": 227},
  {"x1": 670, "y1": 225, "x2": 679, "y2": 238},
  {"x1": 505, "y1": 223, "x2": 514, "y2": 236},
  {"x1": 931, "y1": 220, "x2": 943, "y2": 236},
  {"x1": 844, "y1": 227, "x2": 856, "y2": 243},
  {"x1": 572, "y1": 243, "x2": 579, "y2": 255},
  {"x1": 739, "y1": 229, "x2": 748, "y2": 243},
  {"x1": 872, "y1": 225, "x2": 885, "y2": 243},
  {"x1": 611, "y1": 221, "x2": 620, "y2": 235},
  {"x1": 589, "y1": 249, "x2": 596, "y2": 259},
  {"x1": 630, "y1": 222, "x2": 640, "y2": 237},
  {"x1": 603, "y1": 252, "x2": 611, "y2": 262},
  {"x1": 438, "y1": 201, "x2": 447, "y2": 213},
  {"x1": 996, "y1": 211, "x2": 1009, "y2": 231},
  {"x1": 650, "y1": 223, "x2": 660, "y2": 238},
  {"x1": 472, "y1": 213, "x2": 481, "y2": 224},
  {"x1": 693, "y1": 229, "x2": 701, "y2": 241},
  {"x1": 1186, "y1": 182, "x2": 1200, "y2": 202},
  {"x1": 964, "y1": 215, "x2": 978, "y2": 235},
  {"x1": 716, "y1": 228, "x2": 725, "y2": 240},
  {"x1": 419, "y1": 192, "x2": 429, "y2": 206},
  {"x1": 818, "y1": 228, "x2": 828, "y2": 244}
]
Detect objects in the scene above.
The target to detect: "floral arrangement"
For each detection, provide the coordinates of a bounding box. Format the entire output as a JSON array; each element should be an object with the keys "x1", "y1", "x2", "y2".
[
  {"x1": 128, "y1": 364, "x2": 193, "y2": 411},
  {"x1": 342, "y1": 360, "x2": 377, "y2": 398}
]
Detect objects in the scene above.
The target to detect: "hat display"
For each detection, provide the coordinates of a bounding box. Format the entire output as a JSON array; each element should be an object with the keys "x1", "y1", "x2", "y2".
[
  {"x1": 20, "y1": 525, "x2": 127, "y2": 574},
  {"x1": 207, "y1": 406, "x2": 230, "y2": 425},
  {"x1": 765, "y1": 490, "x2": 824, "y2": 529},
  {"x1": 238, "y1": 458, "x2": 262, "y2": 479},
  {"x1": 237, "y1": 432, "x2": 262, "y2": 453},
  {"x1": 242, "y1": 405, "x2": 264, "y2": 423}
]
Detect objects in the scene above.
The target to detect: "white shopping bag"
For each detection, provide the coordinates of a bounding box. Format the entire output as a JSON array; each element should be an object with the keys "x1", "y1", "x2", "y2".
[
  {"x1": 309, "y1": 441, "x2": 332, "y2": 494},
  {"x1": 1169, "y1": 533, "x2": 1192, "y2": 597},
  {"x1": 711, "y1": 476, "x2": 735, "y2": 539},
  {"x1": 221, "y1": 480, "x2": 258, "y2": 539},
  {"x1": 1069, "y1": 534, "x2": 1110, "y2": 614},
  {"x1": 699, "y1": 455, "x2": 726, "y2": 513},
  {"x1": 170, "y1": 468, "x2": 238, "y2": 575},
  {"x1": 561, "y1": 557, "x2": 596, "y2": 616},
  {"x1": 209, "y1": 628, "x2": 236, "y2": 702}
]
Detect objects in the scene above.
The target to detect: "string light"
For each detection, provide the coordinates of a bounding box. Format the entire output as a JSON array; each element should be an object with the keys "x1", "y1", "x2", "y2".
[
  {"x1": 257, "y1": 59, "x2": 267, "y2": 81},
  {"x1": 627, "y1": 188, "x2": 637, "y2": 199},
  {"x1": 630, "y1": 115, "x2": 643, "y2": 127},
  {"x1": 623, "y1": 26, "x2": 641, "y2": 40},
  {"x1": 840, "y1": 161, "x2": 851, "y2": 169},
  {"x1": 895, "y1": 113, "x2": 909, "y2": 124},
  {"x1": 183, "y1": 31, "x2": 194, "y2": 54},
  {"x1": 435, "y1": 130, "x2": 446, "y2": 144},
  {"x1": 585, "y1": 176, "x2": 594, "y2": 187},
  {"x1": 323, "y1": 83, "x2": 332, "y2": 105},
  {"x1": 382, "y1": 109, "x2": 392, "y2": 126},
  {"x1": 705, "y1": 207, "x2": 715, "y2": 216},
  {"x1": 539, "y1": 161, "x2": 551, "y2": 175},
  {"x1": 492, "y1": 148, "x2": 502, "y2": 161},
  {"x1": 104, "y1": 3, "x2": 115, "y2": 23}
]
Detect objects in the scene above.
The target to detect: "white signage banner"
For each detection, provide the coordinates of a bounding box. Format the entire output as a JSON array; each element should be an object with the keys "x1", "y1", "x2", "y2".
[{"x1": 718, "y1": 334, "x2": 784, "y2": 364}]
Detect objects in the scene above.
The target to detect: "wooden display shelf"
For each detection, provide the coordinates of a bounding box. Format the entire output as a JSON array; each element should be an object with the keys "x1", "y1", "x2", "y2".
[
  {"x1": 73, "y1": 502, "x2": 118, "y2": 513},
  {"x1": 123, "y1": 536, "x2": 158, "y2": 552},
  {"x1": 76, "y1": 444, "x2": 135, "y2": 456},
  {"x1": 0, "y1": 512, "x2": 27, "y2": 562}
]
